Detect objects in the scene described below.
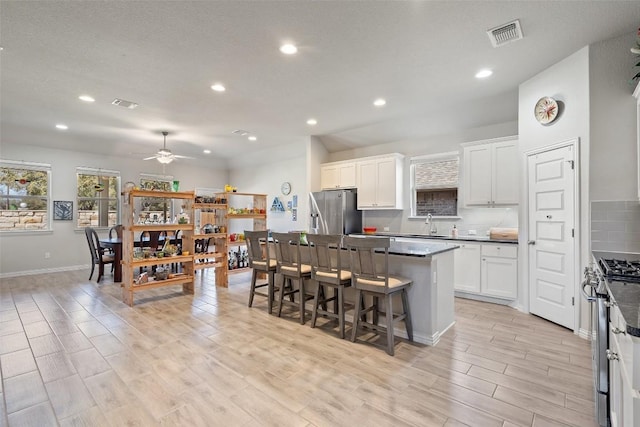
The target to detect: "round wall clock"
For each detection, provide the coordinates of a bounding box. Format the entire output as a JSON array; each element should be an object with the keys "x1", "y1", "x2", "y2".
[
  {"x1": 281, "y1": 181, "x2": 291, "y2": 195},
  {"x1": 534, "y1": 96, "x2": 559, "y2": 125}
]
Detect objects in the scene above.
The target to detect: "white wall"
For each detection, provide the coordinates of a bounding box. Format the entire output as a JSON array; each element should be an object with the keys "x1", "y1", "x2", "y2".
[
  {"x1": 0, "y1": 143, "x2": 228, "y2": 276},
  {"x1": 228, "y1": 153, "x2": 309, "y2": 234},
  {"x1": 589, "y1": 32, "x2": 637, "y2": 200},
  {"x1": 518, "y1": 47, "x2": 590, "y2": 327}
]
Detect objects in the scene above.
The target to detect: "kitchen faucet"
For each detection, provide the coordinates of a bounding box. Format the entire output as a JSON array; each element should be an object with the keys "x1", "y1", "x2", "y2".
[{"x1": 426, "y1": 213, "x2": 437, "y2": 235}]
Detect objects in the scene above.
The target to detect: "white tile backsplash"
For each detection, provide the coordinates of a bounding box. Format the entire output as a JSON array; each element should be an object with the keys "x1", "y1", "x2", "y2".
[{"x1": 591, "y1": 201, "x2": 640, "y2": 252}]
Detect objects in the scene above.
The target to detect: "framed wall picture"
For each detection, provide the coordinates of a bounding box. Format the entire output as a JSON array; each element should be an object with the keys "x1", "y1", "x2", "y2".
[{"x1": 53, "y1": 200, "x2": 73, "y2": 220}]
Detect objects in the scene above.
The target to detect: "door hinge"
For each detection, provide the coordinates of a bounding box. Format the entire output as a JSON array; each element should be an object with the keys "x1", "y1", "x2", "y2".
[
  {"x1": 571, "y1": 228, "x2": 574, "y2": 238},
  {"x1": 572, "y1": 297, "x2": 575, "y2": 306},
  {"x1": 567, "y1": 160, "x2": 574, "y2": 170}
]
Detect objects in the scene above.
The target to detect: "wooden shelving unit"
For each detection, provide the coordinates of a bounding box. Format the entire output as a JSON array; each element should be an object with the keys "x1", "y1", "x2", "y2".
[
  {"x1": 193, "y1": 192, "x2": 267, "y2": 287},
  {"x1": 121, "y1": 189, "x2": 195, "y2": 306}
]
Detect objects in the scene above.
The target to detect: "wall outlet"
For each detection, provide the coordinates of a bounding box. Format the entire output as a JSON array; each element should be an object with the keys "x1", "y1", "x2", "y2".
[
  {"x1": 383, "y1": 226, "x2": 390, "y2": 232},
  {"x1": 44, "y1": 252, "x2": 51, "y2": 259},
  {"x1": 468, "y1": 229, "x2": 477, "y2": 235}
]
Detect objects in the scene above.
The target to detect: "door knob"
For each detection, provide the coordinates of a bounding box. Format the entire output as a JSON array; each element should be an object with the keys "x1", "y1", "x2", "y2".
[{"x1": 528, "y1": 240, "x2": 536, "y2": 245}]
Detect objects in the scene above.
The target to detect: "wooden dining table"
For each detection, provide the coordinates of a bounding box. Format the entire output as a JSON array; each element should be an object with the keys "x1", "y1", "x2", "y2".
[{"x1": 99, "y1": 237, "x2": 122, "y2": 282}]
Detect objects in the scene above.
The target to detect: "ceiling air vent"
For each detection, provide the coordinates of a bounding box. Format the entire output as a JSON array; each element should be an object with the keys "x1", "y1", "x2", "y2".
[
  {"x1": 232, "y1": 129, "x2": 249, "y2": 136},
  {"x1": 487, "y1": 19, "x2": 523, "y2": 47},
  {"x1": 111, "y1": 98, "x2": 139, "y2": 109}
]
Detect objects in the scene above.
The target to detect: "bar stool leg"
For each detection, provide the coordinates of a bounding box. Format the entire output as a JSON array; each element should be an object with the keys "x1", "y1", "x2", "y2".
[
  {"x1": 401, "y1": 288, "x2": 413, "y2": 341},
  {"x1": 277, "y1": 275, "x2": 286, "y2": 318},
  {"x1": 385, "y1": 295, "x2": 395, "y2": 356},
  {"x1": 248, "y1": 269, "x2": 258, "y2": 308},
  {"x1": 267, "y1": 271, "x2": 274, "y2": 315},
  {"x1": 299, "y1": 279, "x2": 306, "y2": 325},
  {"x1": 351, "y1": 289, "x2": 362, "y2": 342},
  {"x1": 338, "y1": 286, "x2": 345, "y2": 339},
  {"x1": 311, "y1": 282, "x2": 322, "y2": 328}
]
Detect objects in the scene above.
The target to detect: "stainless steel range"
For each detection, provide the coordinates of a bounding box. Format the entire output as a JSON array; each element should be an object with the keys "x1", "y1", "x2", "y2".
[{"x1": 583, "y1": 253, "x2": 640, "y2": 427}]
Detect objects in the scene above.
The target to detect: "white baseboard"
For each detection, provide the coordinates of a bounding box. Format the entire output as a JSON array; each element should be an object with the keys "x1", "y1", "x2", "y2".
[
  {"x1": 0, "y1": 264, "x2": 88, "y2": 279},
  {"x1": 454, "y1": 291, "x2": 515, "y2": 306},
  {"x1": 394, "y1": 320, "x2": 455, "y2": 346}
]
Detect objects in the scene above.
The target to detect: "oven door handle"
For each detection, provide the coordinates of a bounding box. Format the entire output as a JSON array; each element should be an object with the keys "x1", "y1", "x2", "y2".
[{"x1": 581, "y1": 279, "x2": 596, "y2": 302}]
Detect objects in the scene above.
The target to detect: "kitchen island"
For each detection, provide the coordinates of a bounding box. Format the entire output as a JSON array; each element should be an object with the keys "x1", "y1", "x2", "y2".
[{"x1": 359, "y1": 238, "x2": 459, "y2": 346}]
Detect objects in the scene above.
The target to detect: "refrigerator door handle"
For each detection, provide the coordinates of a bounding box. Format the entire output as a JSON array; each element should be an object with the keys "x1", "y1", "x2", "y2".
[{"x1": 309, "y1": 192, "x2": 328, "y2": 234}]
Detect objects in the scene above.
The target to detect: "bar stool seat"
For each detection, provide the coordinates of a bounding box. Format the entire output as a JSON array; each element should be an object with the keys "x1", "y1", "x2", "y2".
[
  {"x1": 272, "y1": 232, "x2": 314, "y2": 324},
  {"x1": 307, "y1": 233, "x2": 352, "y2": 339},
  {"x1": 344, "y1": 236, "x2": 413, "y2": 356},
  {"x1": 245, "y1": 230, "x2": 278, "y2": 314}
]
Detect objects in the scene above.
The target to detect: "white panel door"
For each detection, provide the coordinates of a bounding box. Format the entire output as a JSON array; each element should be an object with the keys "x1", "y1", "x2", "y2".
[
  {"x1": 528, "y1": 144, "x2": 575, "y2": 329},
  {"x1": 463, "y1": 145, "x2": 492, "y2": 206},
  {"x1": 493, "y1": 140, "x2": 519, "y2": 204}
]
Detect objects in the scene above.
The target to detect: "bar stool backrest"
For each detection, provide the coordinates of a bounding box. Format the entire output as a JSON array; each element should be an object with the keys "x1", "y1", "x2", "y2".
[
  {"x1": 272, "y1": 231, "x2": 302, "y2": 275},
  {"x1": 306, "y1": 234, "x2": 344, "y2": 278},
  {"x1": 343, "y1": 236, "x2": 390, "y2": 290},
  {"x1": 245, "y1": 229, "x2": 270, "y2": 268}
]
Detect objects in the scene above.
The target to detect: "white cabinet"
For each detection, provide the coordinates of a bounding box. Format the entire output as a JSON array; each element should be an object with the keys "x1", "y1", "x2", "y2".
[
  {"x1": 454, "y1": 241, "x2": 517, "y2": 300},
  {"x1": 609, "y1": 304, "x2": 640, "y2": 427},
  {"x1": 320, "y1": 161, "x2": 356, "y2": 189},
  {"x1": 356, "y1": 154, "x2": 404, "y2": 209},
  {"x1": 633, "y1": 82, "x2": 640, "y2": 200},
  {"x1": 453, "y1": 243, "x2": 481, "y2": 292},
  {"x1": 481, "y1": 244, "x2": 518, "y2": 299},
  {"x1": 463, "y1": 138, "x2": 518, "y2": 207}
]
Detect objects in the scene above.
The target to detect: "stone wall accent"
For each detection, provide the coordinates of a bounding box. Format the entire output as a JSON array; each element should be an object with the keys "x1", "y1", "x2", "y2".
[{"x1": 0, "y1": 210, "x2": 48, "y2": 230}]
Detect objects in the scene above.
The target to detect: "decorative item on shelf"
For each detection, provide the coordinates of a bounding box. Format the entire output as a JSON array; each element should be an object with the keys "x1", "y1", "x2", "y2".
[
  {"x1": 224, "y1": 184, "x2": 237, "y2": 193},
  {"x1": 135, "y1": 272, "x2": 149, "y2": 284},
  {"x1": 155, "y1": 267, "x2": 169, "y2": 280},
  {"x1": 124, "y1": 181, "x2": 136, "y2": 191},
  {"x1": 172, "y1": 180, "x2": 180, "y2": 192}
]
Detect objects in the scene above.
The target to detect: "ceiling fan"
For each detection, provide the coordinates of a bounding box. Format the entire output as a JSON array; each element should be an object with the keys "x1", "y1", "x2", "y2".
[{"x1": 143, "y1": 131, "x2": 191, "y2": 164}]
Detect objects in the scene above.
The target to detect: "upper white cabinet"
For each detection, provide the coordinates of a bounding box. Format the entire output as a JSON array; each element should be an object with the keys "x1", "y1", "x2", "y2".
[
  {"x1": 356, "y1": 154, "x2": 404, "y2": 209},
  {"x1": 463, "y1": 138, "x2": 518, "y2": 207},
  {"x1": 320, "y1": 161, "x2": 356, "y2": 190}
]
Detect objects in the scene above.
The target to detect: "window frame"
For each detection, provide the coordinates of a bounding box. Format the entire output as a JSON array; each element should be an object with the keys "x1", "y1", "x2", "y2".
[
  {"x1": 409, "y1": 151, "x2": 460, "y2": 219},
  {"x1": 76, "y1": 167, "x2": 121, "y2": 230},
  {"x1": 136, "y1": 173, "x2": 175, "y2": 224},
  {"x1": 0, "y1": 160, "x2": 52, "y2": 233}
]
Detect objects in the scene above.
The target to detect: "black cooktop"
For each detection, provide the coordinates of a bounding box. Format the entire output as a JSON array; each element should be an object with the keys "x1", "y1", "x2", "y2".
[{"x1": 600, "y1": 258, "x2": 640, "y2": 283}]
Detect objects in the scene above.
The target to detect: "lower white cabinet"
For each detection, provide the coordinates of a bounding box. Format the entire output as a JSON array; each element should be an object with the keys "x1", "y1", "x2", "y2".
[
  {"x1": 454, "y1": 241, "x2": 517, "y2": 300},
  {"x1": 609, "y1": 304, "x2": 640, "y2": 427},
  {"x1": 453, "y1": 243, "x2": 481, "y2": 292}
]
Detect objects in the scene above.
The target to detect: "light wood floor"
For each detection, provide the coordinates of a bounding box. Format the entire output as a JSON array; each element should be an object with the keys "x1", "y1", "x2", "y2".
[{"x1": 0, "y1": 269, "x2": 596, "y2": 427}]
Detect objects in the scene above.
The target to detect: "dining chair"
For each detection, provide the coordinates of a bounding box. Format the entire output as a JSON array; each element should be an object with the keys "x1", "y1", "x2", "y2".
[
  {"x1": 343, "y1": 236, "x2": 413, "y2": 356},
  {"x1": 108, "y1": 224, "x2": 123, "y2": 239},
  {"x1": 84, "y1": 227, "x2": 115, "y2": 282},
  {"x1": 306, "y1": 233, "x2": 352, "y2": 338},
  {"x1": 272, "y1": 231, "x2": 314, "y2": 324},
  {"x1": 245, "y1": 230, "x2": 278, "y2": 314}
]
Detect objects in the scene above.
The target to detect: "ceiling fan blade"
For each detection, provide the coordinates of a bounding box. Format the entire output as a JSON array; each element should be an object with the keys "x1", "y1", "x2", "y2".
[
  {"x1": 143, "y1": 156, "x2": 158, "y2": 161},
  {"x1": 172, "y1": 154, "x2": 194, "y2": 159}
]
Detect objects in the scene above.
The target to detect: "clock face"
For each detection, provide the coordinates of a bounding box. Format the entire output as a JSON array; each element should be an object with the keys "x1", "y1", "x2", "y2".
[
  {"x1": 534, "y1": 96, "x2": 559, "y2": 124},
  {"x1": 281, "y1": 182, "x2": 291, "y2": 195}
]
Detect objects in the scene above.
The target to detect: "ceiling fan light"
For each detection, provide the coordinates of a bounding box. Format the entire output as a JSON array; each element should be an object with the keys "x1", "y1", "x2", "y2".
[{"x1": 157, "y1": 156, "x2": 174, "y2": 164}]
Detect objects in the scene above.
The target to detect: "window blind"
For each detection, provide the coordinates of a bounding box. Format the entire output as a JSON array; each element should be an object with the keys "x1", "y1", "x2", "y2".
[{"x1": 413, "y1": 157, "x2": 459, "y2": 190}]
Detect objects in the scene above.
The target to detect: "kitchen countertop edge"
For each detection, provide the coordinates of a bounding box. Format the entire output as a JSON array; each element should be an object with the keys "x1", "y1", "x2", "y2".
[{"x1": 361, "y1": 232, "x2": 518, "y2": 245}]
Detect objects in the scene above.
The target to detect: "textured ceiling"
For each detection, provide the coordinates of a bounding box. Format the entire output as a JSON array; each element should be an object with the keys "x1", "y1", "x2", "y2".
[{"x1": 1, "y1": 1, "x2": 639, "y2": 168}]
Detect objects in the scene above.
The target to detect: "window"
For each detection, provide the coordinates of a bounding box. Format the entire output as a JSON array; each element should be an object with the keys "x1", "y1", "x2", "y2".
[
  {"x1": 137, "y1": 174, "x2": 174, "y2": 224},
  {"x1": 77, "y1": 168, "x2": 120, "y2": 228},
  {"x1": 410, "y1": 152, "x2": 459, "y2": 217},
  {"x1": 0, "y1": 160, "x2": 51, "y2": 232}
]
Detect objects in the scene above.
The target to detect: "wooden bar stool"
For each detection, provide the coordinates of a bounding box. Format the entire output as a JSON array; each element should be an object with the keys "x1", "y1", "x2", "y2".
[
  {"x1": 272, "y1": 231, "x2": 314, "y2": 324},
  {"x1": 245, "y1": 230, "x2": 278, "y2": 314},
  {"x1": 307, "y1": 233, "x2": 352, "y2": 338},
  {"x1": 344, "y1": 236, "x2": 413, "y2": 356}
]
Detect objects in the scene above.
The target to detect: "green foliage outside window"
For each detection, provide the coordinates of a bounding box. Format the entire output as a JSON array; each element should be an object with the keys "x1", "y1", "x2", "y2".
[
  {"x1": 0, "y1": 167, "x2": 48, "y2": 210},
  {"x1": 77, "y1": 173, "x2": 119, "y2": 228}
]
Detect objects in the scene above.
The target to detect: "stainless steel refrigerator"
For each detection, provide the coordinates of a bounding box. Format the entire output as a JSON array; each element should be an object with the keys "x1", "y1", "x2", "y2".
[{"x1": 309, "y1": 189, "x2": 362, "y2": 235}]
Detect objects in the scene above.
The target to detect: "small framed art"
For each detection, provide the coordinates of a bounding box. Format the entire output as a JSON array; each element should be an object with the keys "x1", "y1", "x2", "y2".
[{"x1": 53, "y1": 200, "x2": 73, "y2": 220}]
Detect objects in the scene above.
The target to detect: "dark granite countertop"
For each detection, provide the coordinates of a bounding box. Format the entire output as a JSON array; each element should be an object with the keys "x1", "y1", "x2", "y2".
[
  {"x1": 349, "y1": 235, "x2": 459, "y2": 258},
  {"x1": 593, "y1": 251, "x2": 640, "y2": 337},
  {"x1": 370, "y1": 232, "x2": 518, "y2": 245}
]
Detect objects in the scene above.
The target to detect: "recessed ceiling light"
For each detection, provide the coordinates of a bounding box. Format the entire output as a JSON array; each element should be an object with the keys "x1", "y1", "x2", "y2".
[
  {"x1": 373, "y1": 98, "x2": 386, "y2": 107},
  {"x1": 475, "y1": 69, "x2": 493, "y2": 79},
  {"x1": 203, "y1": 149, "x2": 211, "y2": 154},
  {"x1": 55, "y1": 124, "x2": 68, "y2": 130},
  {"x1": 78, "y1": 95, "x2": 95, "y2": 103},
  {"x1": 280, "y1": 43, "x2": 298, "y2": 55},
  {"x1": 248, "y1": 136, "x2": 257, "y2": 141},
  {"x1": 306, "y1": 118, "x2": 318, "y2": 125},
  {"x1": 211, "y1": 83, "x2": 226, "y2": 92}
]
